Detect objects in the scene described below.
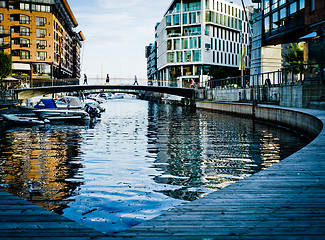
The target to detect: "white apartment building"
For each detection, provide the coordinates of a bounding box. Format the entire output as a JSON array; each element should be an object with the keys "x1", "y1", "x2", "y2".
[{"x1": 155, "y1": 0, "x2": 251, "y2": 87}]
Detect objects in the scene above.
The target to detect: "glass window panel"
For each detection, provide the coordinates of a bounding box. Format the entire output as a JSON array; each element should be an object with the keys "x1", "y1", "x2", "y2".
[
  {"x1": 193, "y1": 50, "x2": 201, "y2": 61},
  {"x1": 182, "y1": 38, "x2": 188, "y2": 49},
  {"x1": 299, "y1": 0, "x2": 305, "y2": 9},
  {"x1": 272, "y1": 12, "x2": 279, "y2": 30},
  {"x1": 174, "y1": 39, "x2": 181, "y2": 50},
  {"x1": 290, "y1": 2, "x2": 297, "y2": 14},
  {"x1": 176, "y1": 51, "x2": 183, "y2": 62},
  {"x1": 185, "y1": 51, "x2": 191, "y2": 62},
  {"x1": 264, "y1": 16, "x2": 270, "y2": 32},
  {"x1": 166, "y1": 15, "x2": 172, "y2": 26},
  {"x1": 189, "y1": 37, "x2": 197, "y2": 48},
  {"x1": 167, "y1": 52, "x2": 174, "y2": 63},
  {"x1": 183, "y1": 13, "x2": 188, "y2": 25},
  {"x1": 173, "y1": 14, "x2": 180, "y2": 25},
  {"x1": 167, "y1": 39, "x2": 172, "y2": 50}
]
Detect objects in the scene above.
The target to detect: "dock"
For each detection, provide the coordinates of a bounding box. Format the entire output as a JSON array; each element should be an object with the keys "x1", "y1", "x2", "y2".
[
  {"x1": 0, "y1": 190, "x2": 108, "y2": 239},
  {"x1": 114, "y1": 107, "x2": 325, "y2": 239},
  {"x1": 1, "y1": 106, "x2": 325, "y2": 239}
]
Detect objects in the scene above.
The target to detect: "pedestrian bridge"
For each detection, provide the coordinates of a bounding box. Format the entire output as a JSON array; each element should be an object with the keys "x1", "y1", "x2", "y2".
[{"x1": 13, "y1": 85, "x2": 196, "y2": 100}]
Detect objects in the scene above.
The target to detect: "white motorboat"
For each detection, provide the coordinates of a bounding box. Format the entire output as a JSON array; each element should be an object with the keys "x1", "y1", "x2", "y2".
[
  {"x1": 2, "y1": 114, "x2": 50, "y2": 126},
  {"x1": 33, "y1": 109, "x2": 90, "y2": 121}
]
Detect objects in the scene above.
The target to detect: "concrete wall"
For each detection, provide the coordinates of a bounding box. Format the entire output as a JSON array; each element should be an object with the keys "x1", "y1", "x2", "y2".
[
  {"x1": 197, "y1": 83, "x2": 325, "y2": 108},
  {"x1": 196, "y1": 101, "x2": 323, "y2": 138}
]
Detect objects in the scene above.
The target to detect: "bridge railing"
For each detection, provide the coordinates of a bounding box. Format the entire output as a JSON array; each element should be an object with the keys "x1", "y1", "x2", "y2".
[{"x1": 207, "y1": 63, "x2": 325, "y2": 89}]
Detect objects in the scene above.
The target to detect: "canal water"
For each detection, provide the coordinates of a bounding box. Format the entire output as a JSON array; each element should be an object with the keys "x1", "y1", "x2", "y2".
[{"x1": 0, "y1": 99, "x2": 309, "y2": 235}]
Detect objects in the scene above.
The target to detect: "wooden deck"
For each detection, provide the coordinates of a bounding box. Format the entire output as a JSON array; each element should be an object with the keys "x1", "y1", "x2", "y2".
[
  {"x1": 114, "y1": 108, "x2": 325, "y2": 239},
  {"x1": 0, "y1": 190, "x2": 109, "y2": 240},
  {"x1": 1, "y1": 107, "x2": 325, "y2": 239}
]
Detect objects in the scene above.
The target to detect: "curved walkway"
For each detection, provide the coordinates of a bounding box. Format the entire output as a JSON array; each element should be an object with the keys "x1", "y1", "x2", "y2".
[
  {"x1": 114, "y1": 105, "x2": 325, "y2": 239},
  {"x1": 0, "y1": 104, "x2": 324, "y2": 239}
]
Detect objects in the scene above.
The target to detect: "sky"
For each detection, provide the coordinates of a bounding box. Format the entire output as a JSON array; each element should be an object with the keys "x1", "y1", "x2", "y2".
[{"x1": 68, "y1": 0, "x2": 253, "y2": 82}]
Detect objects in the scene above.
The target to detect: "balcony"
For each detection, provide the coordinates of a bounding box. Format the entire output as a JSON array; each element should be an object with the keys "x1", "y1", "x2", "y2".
[
  {"x1": 0, "y1": 29, "x2": 11, "y2": 37},
  {"x1": 0, "y1": 42, "x2": 11, "y2": 49}
]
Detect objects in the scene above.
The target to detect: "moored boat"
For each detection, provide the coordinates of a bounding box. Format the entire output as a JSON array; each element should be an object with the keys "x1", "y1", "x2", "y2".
[{"x1": 2, "y1": 114, "x2": 50, "y2": 126}]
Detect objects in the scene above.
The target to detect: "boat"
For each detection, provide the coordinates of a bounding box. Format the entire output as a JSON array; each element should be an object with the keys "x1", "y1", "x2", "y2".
[
  {"x1": 2, "y1": 114, "x2": 50, "y2": 126},
  {"x1": 33, "y1": 108, "x2": 90, "y2": 121},
  {"x1": 32, "y1": 98, "x2": 90, "y2": 121}
]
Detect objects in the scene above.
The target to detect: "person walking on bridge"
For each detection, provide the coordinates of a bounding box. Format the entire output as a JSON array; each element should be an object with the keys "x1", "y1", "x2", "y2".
[
  {"x1": 133, "y1": 75, "x2": 139, "y2": 85},
  {"x1": 106, "y1": 74, "x2": 110, "y2": 85},
  {"x1": 83, "y1": 74, "x2": 88, "y2": 85}
]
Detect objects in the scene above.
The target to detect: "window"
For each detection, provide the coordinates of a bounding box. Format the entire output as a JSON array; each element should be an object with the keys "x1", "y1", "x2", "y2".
[
  {"x1": 290, "y1": 2, "x2": 297, "y2": 14},
  {"x1": 166, "y1": 15, "x2": 172, "y2": 26},
  {"x1": 37, "y1": 51, "x2": 47, "y2": 60},
  {"x1": 20, "y1": 38, "x2": 30, "y2": 47},
  {"x1": 189, "y1": 37, "x2": 197, "y2": 49},
  {"x1": 36, "y1": 17, "x2": 47, "y2": 26},
  {"x1": 183, "y1": 13, "x2": 188, "y2": 24},
  {"x1": 190, "y1": 12, "x2": 197, "y2": 24},
  {"x1": 20, "y1": 27, "x2": 30, "y2": 36},
  {"x1": 182, "y1": 38, "x2": 188, "y2": 49},
  {"x1": 0, "y1": 1, "x2": 5, "y2": 8},
  {"x1": 167, "y1": 52, "x2": 174, "y2": 63},
  {"x1": 20, "y1": 15, "x2": 30, "y2": 24},
  {"x1": 167, "y1": 39, "x2": 172, "y2": 50},
  {"x1": 272, "y1": 12, "x2": 279, "y2": 30},
  {"x1": 37, "y1": 28, "x2": 47, "y2": 38},
  {"x1": 21, "y1": 50, "x2": 30, "y2": 59},
  {"x1": 184, "y1": 51, "x2": 191, "y2": 62},
  {"x1": 299, "y1": 0, "x2": 305, "y2": 9},
  {"x1": 192, "y1": 50, "x2": 201, "y2": 61},
  {"x1": 174, "y1": 39, "x2": 181, "y2": 50},
  {"x1": 176, "y1": 51, "x2": 183, "y2": 62},
  {"x1": 173, "y1": 14, "x2": 180, "y2": 25},
  {"x1": 37, "y1": 40, "x2": 47, "y2": 49},
  {"x1": 0, "y1": 13, "x2": 3, "y2": 21},
  {"x1": 20, "y1": 3, "x2": 30, "y2": 10},
  {"x1": 310, "y1": 0, "x2": 315, "y2": 12}
]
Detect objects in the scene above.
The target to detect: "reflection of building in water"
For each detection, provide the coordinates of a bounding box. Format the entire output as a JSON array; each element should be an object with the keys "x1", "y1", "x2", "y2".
[
  {"x1": 0, "y1": 127, "x2": 84, "y2": 214},
  {"x1": 146, "y1": 104, "x2": 296, "y2": 200}
]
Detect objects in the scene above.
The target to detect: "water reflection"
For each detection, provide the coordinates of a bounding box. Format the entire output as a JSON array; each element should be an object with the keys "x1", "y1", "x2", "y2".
[
  {"x1": 0, "y1": 125, "x2": 84, "y2": 214},
  {"x1": 0, "y1": 100, "x2": 309, "y2": 234}
]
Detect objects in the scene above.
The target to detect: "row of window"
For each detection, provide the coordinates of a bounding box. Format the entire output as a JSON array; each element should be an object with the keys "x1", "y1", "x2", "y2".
[
  {"x1": 10, "y1": 38, "x2": 47, "y2": 48},
  {"x1": 206, "y1": 11, "x2": 243, "y2": 31},
  {"x1": 167, "y1": 36, "x2": 201, "y2": 51},
  {"x1": 11, "y1": 49, "x2": 47, "y2": 60},
  {"x1": 166, "y1": 11, "x2": 202, "y2": 26},
  {"x1": 264, "y1": 0, "x2": 304, "y2": 33},
  {"x1": 9, "y1": 15, "x2": 47, "y2": 26},
  {"x1": 168, "y1": 0, "x2": 243, "y2": 18},
  {"x1": 211, "y1": 51, "x2": 247, "y2": 66},
  {"x1": 167, "y1": 50, "x2": 202, "y2": 63},
  {"x1": 263, "y1": 0, "x2": 305, "y2": 13},
  {"x1": 9, "y1": 26, "x2": 48, "y2": 38}
]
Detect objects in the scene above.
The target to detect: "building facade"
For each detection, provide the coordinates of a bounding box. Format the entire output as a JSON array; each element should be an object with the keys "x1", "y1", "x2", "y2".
[
  {"x1": 145, "y1": 42, "x2": 158, "y2": 80},
  {"x1": 152, "y1": 0, "x2": 252, "y2": 87},
  {"x1": 251, "y1": 0, "x2": 325, "y2": 75},
  {"x1": 0, "y1": 0, "x2": 84, "y2": 87}
]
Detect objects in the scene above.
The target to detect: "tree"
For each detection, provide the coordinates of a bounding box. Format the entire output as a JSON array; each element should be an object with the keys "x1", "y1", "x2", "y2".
[
  {"x1": 282, "y1": 43, "x2": 304, "y2": 74},
  {"x1": 0, "y1": 51, "x2": 12, "y2": 80}
]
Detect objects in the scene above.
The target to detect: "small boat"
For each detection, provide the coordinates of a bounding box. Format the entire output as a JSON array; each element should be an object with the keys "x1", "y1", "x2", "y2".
[
  {"x1": 2, "y1": 114, "x2": 50, "y2": 126},
  {"x1": 33, "y1": 109, "x2": 90, "y2": 121}
]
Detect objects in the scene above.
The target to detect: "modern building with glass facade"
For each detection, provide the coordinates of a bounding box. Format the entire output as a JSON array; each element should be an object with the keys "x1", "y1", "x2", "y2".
[
  {"x1": 0, "y1": 0, "x2": 84, "y2": 87},
  {"x1": 153, "y1": 0, "x2": 252, "y2": 87},
  {"x1": 251, "y1": 0, "x2": 324, "y2": 76}
]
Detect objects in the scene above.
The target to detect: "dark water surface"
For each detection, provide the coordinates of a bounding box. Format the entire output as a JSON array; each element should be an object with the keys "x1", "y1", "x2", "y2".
[{"x1": 0, "y1": 99, "x2": 310, "y2": 234}]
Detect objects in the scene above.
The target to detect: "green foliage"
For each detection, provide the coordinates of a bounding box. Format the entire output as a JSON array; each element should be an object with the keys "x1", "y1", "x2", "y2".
[
  {"x1": 282, "y1": 43, "x2": 304, "y2": 74},
  {"x1": 0, "y1": 51, "x2": 12, "y2": 80}
]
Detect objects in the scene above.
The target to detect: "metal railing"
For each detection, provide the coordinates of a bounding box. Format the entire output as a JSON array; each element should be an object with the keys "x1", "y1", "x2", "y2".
[{"x1": 207, "y1": 63, "x2": 325, "y2": 89}]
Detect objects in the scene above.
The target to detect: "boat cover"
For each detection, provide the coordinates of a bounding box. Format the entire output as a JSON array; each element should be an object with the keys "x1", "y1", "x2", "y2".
[{"x1": 34, "y1": 99, "x2": 57, "y2": 109}]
